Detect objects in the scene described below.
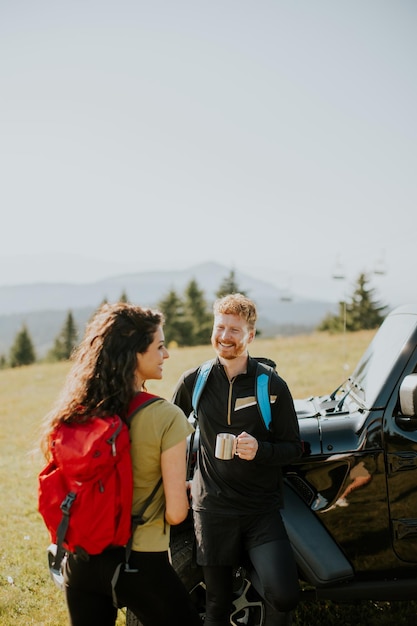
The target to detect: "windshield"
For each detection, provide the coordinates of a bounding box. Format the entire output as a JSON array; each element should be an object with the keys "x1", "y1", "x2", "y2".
[{"x1": 349, "y1": 311, "x2": 417, "y2": 408}]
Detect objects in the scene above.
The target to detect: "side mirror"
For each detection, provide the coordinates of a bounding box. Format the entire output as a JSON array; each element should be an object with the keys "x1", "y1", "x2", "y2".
[
  {"x1": 399, "y1": 373, "x2": 417, "y2": 417},
  {"x1": 396, "y1": 374, "x2": 417, "y2": 431}
]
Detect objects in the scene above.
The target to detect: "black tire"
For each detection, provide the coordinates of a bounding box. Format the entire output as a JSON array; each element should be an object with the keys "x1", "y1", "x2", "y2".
[{"x1": 126, "y1": 530, "x2": 266, "y2": 626}]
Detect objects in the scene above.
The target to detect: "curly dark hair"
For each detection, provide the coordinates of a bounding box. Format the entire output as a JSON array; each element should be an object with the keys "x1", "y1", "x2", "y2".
[{"x1": 40, "y1": 302, "x2": 164, "y2": 458}]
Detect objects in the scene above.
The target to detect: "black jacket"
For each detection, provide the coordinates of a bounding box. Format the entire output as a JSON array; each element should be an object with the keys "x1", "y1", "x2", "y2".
[{"x1": 171, "y1": 356, "x2": 303, "y2": 515}]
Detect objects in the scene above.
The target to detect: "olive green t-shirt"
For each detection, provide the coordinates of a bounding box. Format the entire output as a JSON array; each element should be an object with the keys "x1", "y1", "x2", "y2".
[{"x1": 129, "y1": 398, "x2": 194, "y2": 551}]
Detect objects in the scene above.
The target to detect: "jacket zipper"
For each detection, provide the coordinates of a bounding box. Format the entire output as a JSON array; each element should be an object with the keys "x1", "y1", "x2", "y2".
[{"x1": 227, "y1": 378, "x2": 235, "y2": 425}]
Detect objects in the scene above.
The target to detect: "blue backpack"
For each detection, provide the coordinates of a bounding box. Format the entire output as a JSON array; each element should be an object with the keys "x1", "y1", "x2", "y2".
[{"x1": 191, "y1": 357, "x2": 276, "y2": 430}]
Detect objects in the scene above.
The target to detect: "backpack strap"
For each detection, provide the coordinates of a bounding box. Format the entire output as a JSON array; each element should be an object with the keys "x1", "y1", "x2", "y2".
[
  {"x1": 187, "y1": 360, "x2": 215, "y2": 479},
  {"x1": 191, "y1": 359, "x2": 215, "y2": 414},
  {"x1": 127, "y1": 391, "x2": 161, "y2": 423},
  {"x1": 110, "y1": 476, "x2": 164, "y2": 604},
  {"x1": 51, "y1": 491, "x2": 76, "y2": 572},
  {"x1": 255, "y1": 362, "x2": 273, "y2": 430},
  {"x1": 123, "y1": 477, "x2": 163, "y2": 572}
]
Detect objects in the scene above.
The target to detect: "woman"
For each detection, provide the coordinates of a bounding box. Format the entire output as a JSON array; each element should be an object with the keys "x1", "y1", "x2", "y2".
[{"x1": 40, "y1": 302, "x2": 201, "y2": 626}]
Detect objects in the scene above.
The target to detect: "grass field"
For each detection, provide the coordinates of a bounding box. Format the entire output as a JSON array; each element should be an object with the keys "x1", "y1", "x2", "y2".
[{"x1": 1, "y1": 330, "x2": 416, "y2": 625}]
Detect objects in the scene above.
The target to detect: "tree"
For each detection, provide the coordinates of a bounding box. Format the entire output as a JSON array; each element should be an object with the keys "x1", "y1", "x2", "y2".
[
  {"x1": 119, "y1": 290, "x2": 129, "y2": 303},
  {"x1": 216, "y1": 269, "x2": 247, "y2": 298},
  {"x1": 183, "y1": 279, "x2": 212, "y2": 346},
  {"x1": 157, "y1": 289, "x2": 193, "y2": 347},
  {"x1": 318, "y1": 273, "x2": 387, "y2": 333},
  {"x1": 346, "y1": 273, "x2": 387, "y2": 330},
  {"x1": 9, "y1": 324, "x2": 36, "y2": 367},
  {"x1": 47, "y1": 311, "x2": 79, "y2": 361}
]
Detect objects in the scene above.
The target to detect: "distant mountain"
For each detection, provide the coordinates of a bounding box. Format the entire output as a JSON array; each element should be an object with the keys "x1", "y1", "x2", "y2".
[{"x1": 0, "y1": 262, "x2": 335, "y2": 356}]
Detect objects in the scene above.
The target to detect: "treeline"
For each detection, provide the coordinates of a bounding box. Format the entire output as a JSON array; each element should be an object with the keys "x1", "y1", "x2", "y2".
[
  {"x1": 0, "y1": 270, "x2": 244, "y2": 369},
  {"x1": 0, "y1": 271, "x2": 386, "y2": 369}
]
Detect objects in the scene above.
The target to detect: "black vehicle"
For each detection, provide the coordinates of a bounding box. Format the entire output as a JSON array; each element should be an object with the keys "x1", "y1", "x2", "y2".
[{"x1": 127, "y1": 303, "x2": 417, "y2": 626}]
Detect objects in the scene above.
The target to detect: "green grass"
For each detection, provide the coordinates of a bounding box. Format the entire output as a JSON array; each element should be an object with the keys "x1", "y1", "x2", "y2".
[{"x1": 1, "y1": 331, "x2": 416, "y2": 625}]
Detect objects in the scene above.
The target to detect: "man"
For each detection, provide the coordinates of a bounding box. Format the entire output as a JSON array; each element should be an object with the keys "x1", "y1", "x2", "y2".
[{"x1": 172, "y1": 293, "x2": 302, "y2": 626}]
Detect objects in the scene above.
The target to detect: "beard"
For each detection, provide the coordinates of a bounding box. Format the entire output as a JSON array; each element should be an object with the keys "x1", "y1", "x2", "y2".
[{"x1": 213, "y1": 339, "x2": 247, "y2": 360}]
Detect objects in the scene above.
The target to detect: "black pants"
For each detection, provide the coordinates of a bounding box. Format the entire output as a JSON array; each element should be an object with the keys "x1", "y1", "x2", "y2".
[
  {"x1": 202, "y1": 539, "x2": 299, "y2": 626},
  {"x1": 193, "y1": 508, "x2": 299, "y2": 625},
  {"x1": 64, "y1": 548, "x2": 201, "y2": 626}
]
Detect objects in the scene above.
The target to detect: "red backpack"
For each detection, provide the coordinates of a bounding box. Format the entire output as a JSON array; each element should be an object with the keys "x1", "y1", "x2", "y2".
[{"x1": 38, "y1": 391, "x2": 160, "y2": 576}]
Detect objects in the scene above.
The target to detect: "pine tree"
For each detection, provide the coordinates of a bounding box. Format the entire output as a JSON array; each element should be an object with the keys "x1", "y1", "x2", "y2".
[
  {"x1": 318, "y1": 273, "x2": 387, "y2": 332},
  {"x1": 216, "y1": 269, "x2": 246, "y2": 298},
  {"x1": 9, "y1": 325, "x2": 36, "y2": 367},
  {"x1": 346, "y1": 273, "x2": 387, "y2": 331},
  {"x1": 47, "y1": 311, "x2": 78, "y2": 361},
  {"x1": 119, "y1": 290, "x2": 129, "y2": 303},
  {"x1": 157, "y1": 289, "x2": 193, "y2": 347},
  {"x1": 183, "y1": 279, "x2": 212, "y2": 346}
]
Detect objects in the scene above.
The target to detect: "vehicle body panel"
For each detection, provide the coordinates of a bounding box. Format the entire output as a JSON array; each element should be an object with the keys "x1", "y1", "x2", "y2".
[{"x1": 283, "y1": 303, "x2": 417, "y2": 593}]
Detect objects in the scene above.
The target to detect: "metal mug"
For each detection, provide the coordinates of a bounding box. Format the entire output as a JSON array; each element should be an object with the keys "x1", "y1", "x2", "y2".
[{"x1": 215, "y1": 432, "x2": 237, "y2": 460}]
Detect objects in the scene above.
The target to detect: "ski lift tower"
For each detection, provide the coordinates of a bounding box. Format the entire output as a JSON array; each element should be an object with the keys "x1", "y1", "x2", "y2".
[{"x1": 331, "y1": 256, "x2": 348, "y2": 370}]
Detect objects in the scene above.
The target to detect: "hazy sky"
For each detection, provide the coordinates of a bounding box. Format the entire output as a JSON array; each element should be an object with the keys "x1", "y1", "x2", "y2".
[{"x1": 1, "y1": 0, "x2": 416, "y2": 307}]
